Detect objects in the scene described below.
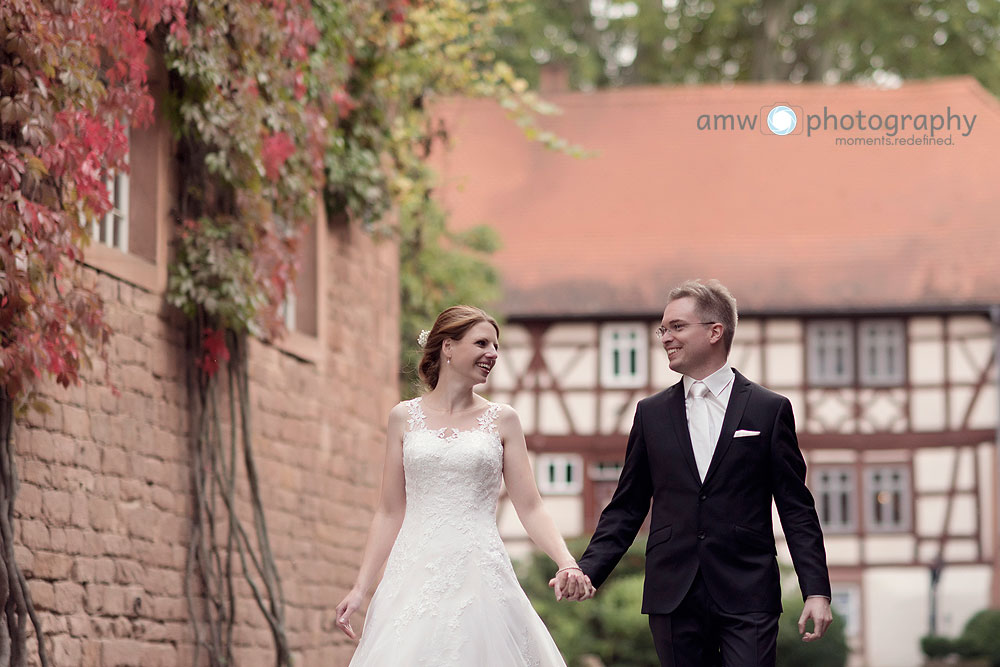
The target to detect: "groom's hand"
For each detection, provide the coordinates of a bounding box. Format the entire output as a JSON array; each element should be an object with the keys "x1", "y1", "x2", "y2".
[
  {"x1": 548, "y1": 569, "x2": 595, "y2": 601},
  {"x1": 798, "y1": 596, "x2": 833, "y2": 642}
]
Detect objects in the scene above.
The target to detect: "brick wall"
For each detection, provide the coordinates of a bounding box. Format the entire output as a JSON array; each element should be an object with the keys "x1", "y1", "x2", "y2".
[{"x1": 13, "y1": 219, "x2": 398, "y2": 666}]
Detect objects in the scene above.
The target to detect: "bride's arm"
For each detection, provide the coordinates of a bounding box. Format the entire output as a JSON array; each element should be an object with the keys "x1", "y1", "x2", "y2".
[
  {"x1": 335, "y1": 403, "x2": 407, "y2": 638},
  {"x1": 499, "y1": 406, "x2": 593, "y2": 601}
]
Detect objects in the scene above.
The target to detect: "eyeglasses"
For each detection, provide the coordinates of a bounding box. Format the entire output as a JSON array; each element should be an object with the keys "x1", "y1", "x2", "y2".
[{"x1": 654, "y1": 322, "x2": 717, "y2": 338}]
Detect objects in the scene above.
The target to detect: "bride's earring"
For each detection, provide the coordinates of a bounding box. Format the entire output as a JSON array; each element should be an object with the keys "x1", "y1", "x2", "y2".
[{"x1": 446, "y1": 357, "x2": 451, "y2": 364}]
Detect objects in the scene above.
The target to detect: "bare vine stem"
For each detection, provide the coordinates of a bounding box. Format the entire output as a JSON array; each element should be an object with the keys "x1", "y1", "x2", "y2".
[
  {"x1": 0, "y1": 389, "x2": 52, "y2": 667},
  {"x1": 184, "y1": 315, "x2": 291, "y2": 666}
]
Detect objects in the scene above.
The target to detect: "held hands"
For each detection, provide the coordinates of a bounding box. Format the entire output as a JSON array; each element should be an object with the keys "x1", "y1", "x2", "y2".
[
  {"x1": 334, "y1": 588, "x2": 365, "y2": 640},
  {"x1": 798, "y1": 596, "x2": 833, "y2": 642},
  {"x1": 548, "y1": 565, "x2": 596, "y2": 602}
]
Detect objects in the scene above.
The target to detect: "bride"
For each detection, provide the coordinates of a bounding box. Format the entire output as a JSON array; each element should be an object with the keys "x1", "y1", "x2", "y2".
[{"x1": 335, "y1": 305, "x2": 594, "y2": 665}]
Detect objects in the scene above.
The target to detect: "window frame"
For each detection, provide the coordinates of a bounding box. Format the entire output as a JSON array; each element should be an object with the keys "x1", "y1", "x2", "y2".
[
  {"x1": 811, "y1": 466, "x2": 857, "y2": 534},
  {"x1": 857, "y1": 318, "x2": 906, "y2": 386},
  {"x1": 599, "y1": 322, "x2": 649, "y2": 389},
  {"x1": 863, "y1": 464, "x2": 912, "y2": 533},
  {"x1": 536, "y1": 453, "x2": 584, "y2": 495},
  {"x1": 806, "y1": 319, "x2": 855, "y2": 387},
  {"x1": 830, "y1": 584, "x2": 861, "y2": 638}
]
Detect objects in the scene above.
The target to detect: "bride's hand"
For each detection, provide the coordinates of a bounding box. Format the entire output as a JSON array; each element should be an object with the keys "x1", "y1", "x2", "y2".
[
  {"x1": 334, "y1": 588, "x2": 364, "y2": 639},
  {"x1": 548, "y1": 569, "x2": 596, "y2": 601}
]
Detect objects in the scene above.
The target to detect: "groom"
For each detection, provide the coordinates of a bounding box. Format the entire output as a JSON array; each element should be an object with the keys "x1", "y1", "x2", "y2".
[{"x1": 555, "y1": 279, "x2": 832, "y2": 666}]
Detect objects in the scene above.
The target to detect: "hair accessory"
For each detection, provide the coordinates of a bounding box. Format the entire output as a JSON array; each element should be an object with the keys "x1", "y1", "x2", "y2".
[{"x1": 417, "y1": 329, "x2": 430, "y2": 347}]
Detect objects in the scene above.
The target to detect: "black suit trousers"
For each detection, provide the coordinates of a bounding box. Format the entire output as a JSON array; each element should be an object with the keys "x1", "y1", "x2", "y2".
[{"x1": 648, "y1": 571, "x2": 779, "y2": 667}]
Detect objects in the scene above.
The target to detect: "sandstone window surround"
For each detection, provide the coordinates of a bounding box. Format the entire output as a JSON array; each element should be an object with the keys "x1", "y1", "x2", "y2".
[{"x1": 84, "y1": 49, "x2": 326, "y2": 366}]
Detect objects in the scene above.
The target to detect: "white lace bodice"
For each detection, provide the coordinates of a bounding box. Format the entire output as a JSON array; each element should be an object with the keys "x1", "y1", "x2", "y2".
[{"x1": 399, "y1": 397, "x2": 504, "y2": 530}]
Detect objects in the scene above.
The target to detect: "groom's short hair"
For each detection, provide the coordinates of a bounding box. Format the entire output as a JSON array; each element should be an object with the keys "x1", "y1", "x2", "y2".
[{"x1": 668, "y1": 279, "x2": 738, "y2": 353}]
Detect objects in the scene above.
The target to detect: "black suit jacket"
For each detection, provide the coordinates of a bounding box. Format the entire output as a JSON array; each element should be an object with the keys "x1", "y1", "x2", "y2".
[{"x1": 578, "y1": 370, "x2": 830, "y2": 615}]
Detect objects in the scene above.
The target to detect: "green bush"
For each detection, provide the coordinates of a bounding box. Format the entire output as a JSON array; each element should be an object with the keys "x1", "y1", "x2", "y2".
[
  {"x1": 959, "y1": 609, "x2": 1000, "y2": 666},
  {"x1": 921, "y1": 634, "x2": 956, "y2": 658},
  {"x1": 775, "y1": 595, "x2": 849, "y2": 667}
]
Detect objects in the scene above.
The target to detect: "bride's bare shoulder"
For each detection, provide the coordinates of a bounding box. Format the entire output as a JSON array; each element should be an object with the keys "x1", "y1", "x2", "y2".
[
  {"x1": 492, "y1": 402, "x2": 523, "y2": 427},
  {"x1": 387, "y1": 399, "x2": 418, "y2": 426}
]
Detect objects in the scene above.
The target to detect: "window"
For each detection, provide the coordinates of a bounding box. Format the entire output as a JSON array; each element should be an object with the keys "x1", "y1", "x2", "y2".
[
  {"x1": 600, "y1": 323, "x2": 648, "y2": 388},
  {"x1": 864, "y1": 465, "x2": 911, "y2": 532},
  {"x1": 589, "y1": 461, "x2": 623, "y2": 481},
  {"x1": 807, "y1": 319, "x2": 907, "y2": 388},
  {"x1": 281, "y1": 291, "x2": 297, "y2": 332},
  {"x1": 83, "y1": 55, "x2": 171, "y2": 293},
  {"x1": 813, "y1": 467, "x2": 855, "y2": 533},
  {"x1": 536, "y1": 454, "x2": 584, "y2": 495},
  {"x1": 93, "y1": 158, "x2": 129, "y2": 252},
  {"x1": 807, "y1": 320, "x2": 854, "y2": 386},
  {"x1": 858, "y1": 319, "x2": 905, "y2": 386},
  {"x1": 278, "y1": 217, "x2": 320, "y2": 340},
  {"x1": 830, "y1": 585, "x2": 861, "y2": 638}
]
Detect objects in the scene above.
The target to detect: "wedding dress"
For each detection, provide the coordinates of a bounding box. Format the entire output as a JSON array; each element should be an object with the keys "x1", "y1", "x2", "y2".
[{"x1": 348, "y1": 397, "x2": 567, "y2": 666}]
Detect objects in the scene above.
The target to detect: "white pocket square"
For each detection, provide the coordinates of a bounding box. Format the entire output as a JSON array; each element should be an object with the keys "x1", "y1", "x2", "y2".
[{"x1": 734, "y1": 429, "x2": 760, "y2": 438}]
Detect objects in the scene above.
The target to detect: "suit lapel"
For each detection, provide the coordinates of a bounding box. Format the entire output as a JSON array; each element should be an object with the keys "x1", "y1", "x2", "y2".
[
  {"x1": 702, "y1": 370, "x2": 753, "y2": 487},
  {"x1": 665, "y1": 382, "x2": 702, "y2": 486}
]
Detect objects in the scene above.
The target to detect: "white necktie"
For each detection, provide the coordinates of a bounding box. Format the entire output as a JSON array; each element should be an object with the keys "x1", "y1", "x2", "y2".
[{"x1": 688, "y1": 381, "x2": 714, "y2": 482}]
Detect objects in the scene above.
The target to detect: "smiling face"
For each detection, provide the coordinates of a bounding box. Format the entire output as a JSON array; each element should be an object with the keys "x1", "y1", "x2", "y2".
[
  {"x1": 659, "y1": 296, "x2": 726, "y2": 380},
  {"x1": 444, "y1": 321, "x2": 499, "y2": 386}
]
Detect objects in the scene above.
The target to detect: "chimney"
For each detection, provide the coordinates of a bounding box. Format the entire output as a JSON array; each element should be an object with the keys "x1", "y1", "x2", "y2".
[{"x1": 538, "y1": 62, "x2": 570, "y2": 94}]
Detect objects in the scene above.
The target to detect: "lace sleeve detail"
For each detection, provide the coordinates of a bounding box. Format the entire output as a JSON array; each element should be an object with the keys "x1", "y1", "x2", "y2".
[
  {"x1": 405, "y1": 397, "x2": 426, "y2": 432},
  {"x1": 478, "y1": 402, "x2": 503, "y2": 437}
]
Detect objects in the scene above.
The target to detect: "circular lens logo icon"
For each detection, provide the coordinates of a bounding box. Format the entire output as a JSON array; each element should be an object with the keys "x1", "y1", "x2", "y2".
[{"x1": 767, "y1": 105, "x2": 797, "y2": 136}]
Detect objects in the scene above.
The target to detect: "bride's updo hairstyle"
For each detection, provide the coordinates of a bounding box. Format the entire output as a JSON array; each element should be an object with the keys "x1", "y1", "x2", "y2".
[{"x1": 418, "y1": 305, "x2": 499, "y2": 390}]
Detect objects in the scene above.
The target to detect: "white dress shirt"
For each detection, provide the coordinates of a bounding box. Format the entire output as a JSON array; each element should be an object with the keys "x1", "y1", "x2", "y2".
[{"x1": 683, "y1": 364, "x2": 735, "y2": 480}]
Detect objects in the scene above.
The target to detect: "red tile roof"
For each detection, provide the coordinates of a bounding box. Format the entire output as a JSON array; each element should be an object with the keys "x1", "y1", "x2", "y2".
[{"x1": 431, "y1": 77, "x2": 1000, "y2": 317}]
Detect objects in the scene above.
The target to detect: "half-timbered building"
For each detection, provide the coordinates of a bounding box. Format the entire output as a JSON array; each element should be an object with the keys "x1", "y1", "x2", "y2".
[{"x1": 433, "y1": 76, "x2": 1000, "y2": 667}]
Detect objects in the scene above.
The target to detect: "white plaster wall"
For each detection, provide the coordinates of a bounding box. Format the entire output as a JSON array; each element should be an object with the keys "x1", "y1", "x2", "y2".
[
  {"x1": 600, "y1": 391, "x2": 641, "y2": 435},
  {"x1": 949, "y1": 336, "x2": 992, "y2": 384},
  {"x1": 910, "y1": 340, "x2": 945, "y2": 385},
  {"x1": 546, "y1": 346, "x2": 598, "y2": 389},
  {"x1": 864, "y1": 536, "x2": 915, "y2": 563},
  {"x1": 564, "y1": 392, "x2": 597, "y2": 434},
  {"x1": 538, "y1": 495, "x2": 584, "y2": 538},
  {"x1": 934, "y1": 565, "x2": 993, "y2": 638},
  {"x1": 950, "y1": 386, "x2": 974, "y2": 429},
  {"x1": 911, "y1": 388, "x2": 947, "y2": 431},
  {"x1": 510, "y1": 391, "x2": 536, "y2": 433},
  {"x1": 765, "y1": 319, "x2": 803, "y2": 341},
  {"x1": 765, "y1": 341, "x2": 802, "y2": 387},
  {"x1": 910, "y1": 317, "x2": 944, "y2": 339},
  {"x1": 858, "y1": 389, "x2": 907, "y2": 432},
  {"x1": 863, "y1": 568, "x2": 926, "y2": 667},
  {"x1": 914, "y1": 448, "x2": 959, "y2": 493},
  {"x1": 948, "y1": 316, "x2": 992, "y2": 338},
  {"x1": 824, "y1": 535, "x2": 862, "y2": 565},
  {"x1": 808, "y1": 388, "x2": 856, "y2": 433},
  {"x1": 969, "y1": 384, "x2": 998, "y2": 430},
  {"x1": 538, "y1": 390, "x2": 571, "y2": 435},
  {"x1": 545, "y1": 322, "x2": 597, "y2": 345},
  {"x1": 977, "y1": 444, "x2": 995, "y2": 557}
]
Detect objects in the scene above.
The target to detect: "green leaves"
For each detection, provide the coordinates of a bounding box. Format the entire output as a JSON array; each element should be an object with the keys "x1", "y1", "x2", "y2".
[{"x1": 496, "y1": 0, "x2": 1000, "y2": 93}]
